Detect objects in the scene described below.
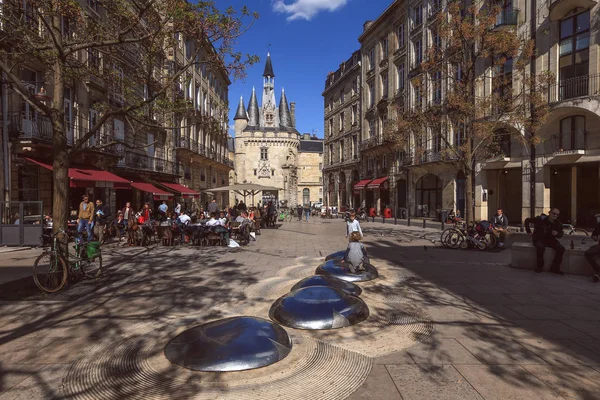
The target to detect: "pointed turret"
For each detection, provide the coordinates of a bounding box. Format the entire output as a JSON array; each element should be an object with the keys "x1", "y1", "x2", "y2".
[
  {"x1": 263, "y1": 52, "x2": 275, "y2": 78},
  {"x1": 279, "y1": 87, "x2": 292, "y2": 129},
  {"x1": 247, "y1": 87, "x2": 259, "y2": 127},
  {"x1": 234, "y1": 96, "x2": 248, "y2": 121}
]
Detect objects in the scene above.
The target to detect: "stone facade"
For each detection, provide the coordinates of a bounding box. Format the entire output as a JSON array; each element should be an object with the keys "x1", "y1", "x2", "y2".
[
  {"x1": 234, "y1": 54, "x2": 323, "y2": 208},
  {"x1": 298, "y1": 135, "x2": 324, "y2": 205},
  {"x1": 322, "y1": 50, "x2": 362, "y2": 209}
]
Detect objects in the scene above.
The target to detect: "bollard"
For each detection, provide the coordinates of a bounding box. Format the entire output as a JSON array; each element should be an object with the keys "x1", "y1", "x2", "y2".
[
  {"x1": 382, "y1": 217, "x2": 385, "y2": 224},
  {"x1": 394, "y1": 217, "x2": 397, "y2": 225},
  {"x1": 372, "y1": 216, "x2": 375, "y2": 223},
  {"x1": 441, "y1": 221, "x2": 445, "y2": 230},
  {"x1": 407, "y1": 217, "x2": 411, "y2": 227},
  {"x1": 423, "y1": 219, "x2": 426, "y2": 229},
  {"x1": 520, "y1": 226, "x2": 524, "y2": 232}
]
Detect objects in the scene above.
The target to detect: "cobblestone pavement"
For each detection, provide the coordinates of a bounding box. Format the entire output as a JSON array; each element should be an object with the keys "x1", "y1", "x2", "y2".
[{"x1": 0, "y1": 219, "x2": 599, "y2": 399}]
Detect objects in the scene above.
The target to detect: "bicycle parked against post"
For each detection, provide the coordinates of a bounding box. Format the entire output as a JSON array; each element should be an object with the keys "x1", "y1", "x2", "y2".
[
  {"x1": 562, "y1": 220, "x2": 588, "y2": 236},
  {"x1": 33, "y1": 229, "x2": 103, "y2": 293},
  {"x1": 440, "y1": 221, "x2": 496, "y2": 250}
]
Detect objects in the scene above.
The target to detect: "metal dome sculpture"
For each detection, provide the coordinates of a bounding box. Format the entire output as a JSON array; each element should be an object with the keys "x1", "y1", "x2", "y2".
[
  {"x1": 325, "y1": 250, "x2": 346, "y2": 261},
  {"x1": 290, "y1": 275, "x2": 363, "y2": 296},
  {"x1": 315, "y1": 260, "x2": 379, "y2": 282},
  {"x1": 164, "y1": 316, "x2": 292, "y2": 372},
  {"x1": 269, "y1": 286, "x2": 369, "y2": 330}
]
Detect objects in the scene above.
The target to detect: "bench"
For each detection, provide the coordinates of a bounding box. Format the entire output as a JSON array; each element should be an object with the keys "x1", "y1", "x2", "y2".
[{"x1": 510, "y1": 238, "x2": 596, "y2": 276}]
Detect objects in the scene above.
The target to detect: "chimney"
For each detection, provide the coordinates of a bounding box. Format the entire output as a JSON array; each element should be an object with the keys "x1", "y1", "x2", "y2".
[{"x1": 290, "y1": 102, "x2": 296, "y2": 127}]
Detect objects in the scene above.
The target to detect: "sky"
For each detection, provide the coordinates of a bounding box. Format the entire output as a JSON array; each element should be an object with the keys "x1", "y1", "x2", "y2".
[{"x1": 220, "y1": 0, "x2": 392, "y2": 138}]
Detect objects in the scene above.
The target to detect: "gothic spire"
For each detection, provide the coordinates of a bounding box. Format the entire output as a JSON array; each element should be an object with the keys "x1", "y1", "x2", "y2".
[
  {"x1": 233, "y1": 96, "x2": 248, "y2": 121},
  {"x1": 279, "y1": 87, "x2": 292, "y2": 129},
  {"x1": 263, "y1": 52, "x2": 275, "y2": 78},
  {"x1": 247, "y1": 87, "x2": 259, "y2": 127}
]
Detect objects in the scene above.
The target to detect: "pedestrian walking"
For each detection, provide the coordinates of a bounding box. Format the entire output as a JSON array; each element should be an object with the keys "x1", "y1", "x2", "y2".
[
  {"x1": 303, "y1": 203, "x2": 310, "y2": 222},
  {"x1": 93, "y1": 198, "x2": 110, "y2": 243},
  {"x1": 78, "y1": 195, "x2": 94, "y2": 241},
  {"x1": 297, "y1": 204, "x2": 303, "y2": 221},
  {"x1": 584, "y1": 214, "x2": 600, "y2": 282},
  {"x1": 524, "y1": 208, "x2": 565, "y2": 274},
  {"x1": 122, "y1": 202, "x2": 135, "y2": 227},
  {"x1": 346, "y1": 211, "x2": 363, "y2": 239}
]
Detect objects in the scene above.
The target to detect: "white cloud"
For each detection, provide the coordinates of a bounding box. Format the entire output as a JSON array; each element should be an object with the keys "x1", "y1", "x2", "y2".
[{"x1": 273, "y1": 0, "x2": 349, "y2": 21}]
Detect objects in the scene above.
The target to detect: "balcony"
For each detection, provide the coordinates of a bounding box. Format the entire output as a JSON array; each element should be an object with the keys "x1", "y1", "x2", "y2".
[
  {"x1": 548, "y1": 74, "x2": 600, "y2": 104},
  {"x1": 7, "y1": 112, "x2": 53, "y2": 142},
  {"x1": 549, "y1": 131, "x2": 587, "y2": 156},
  {"x1": 549, "y1": 0, "x2": 596, "y2": 21},
  {"x1": 117, "y1": 151, "x2": 181, "y2": 175},
  {"x1": 360, "y1": 135, "x2": 391, "y2": 152},
  {"x1": 493, "y1": 8, "x2": 520, "y2": 29},
  {"x1": 79, "y1": 127, "x2": 123, "y2": 156},
  {"x1": 175, "y1": 137, "x2": 234, "y2": 168},
  {"x1": 415, "y1": 149, "x2": 458, "y2": 164}
]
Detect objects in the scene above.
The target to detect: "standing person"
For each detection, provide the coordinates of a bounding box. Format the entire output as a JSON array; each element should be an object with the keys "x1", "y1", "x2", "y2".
[
  {"x1": 296, "y1": 204, "x2": 303, "y2": 221},
  {"x1": 343, "y1": 232, "x2": 369, "y2": 274},
  {"x1": 584, "y1": 214, "x2": 600, "y2": 282},
  {"x1": 525, "y1": 208, "x2": 565, "y2": 274},
  {"x1": 346, "y1": 212, "x2": 363, "y2": 239},
  {"x1": 158, "y1": 200, "x2": 168, "y2": 221},
  {"x1": 93, "y1": 198, "x2": 110, "y2": 243},
  {"x1": 140, "y1": 203, "x2": 152, "y2": 223},
  {"x1": 78, "y1": 195, "x2": 94, "y2": 241},
  {"x1": 268, "y1": 201, "x2": 277, "y2": 226},
  {"x1": 207, "y1": 198, "x2": 219, "y2": 215},
  {"x1": 122, "y1": 202, "x2": 135, "y2": 227},
  {"x1": 303, "y1": 203, "x2": 310, "y2": 222},
  {"x1": 174, "y1": 202, "x2": 182, "y2": 217},
  {"x1": 492, "y1": 208, "x2": 509, "y2": 247}
]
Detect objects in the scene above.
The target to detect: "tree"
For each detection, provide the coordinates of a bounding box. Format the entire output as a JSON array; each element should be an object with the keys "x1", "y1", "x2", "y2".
[
  {"x1": 0, "y1": 0, "x2": 258, "y2": 235},
  {"x1": 385, "y1": 1, "x2": 552, "y2": 224}
]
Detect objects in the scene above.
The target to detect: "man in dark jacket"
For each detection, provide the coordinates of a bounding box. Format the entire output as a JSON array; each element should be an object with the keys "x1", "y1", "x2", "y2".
[
  {"x1": 584, "y1": 214, "x2": 600, "y2": 282},
  {"x1": 492, "y1": 208, "x2": 509, "y2": 247},
  {"x1": 524, "y1": 208, "x2": 564, "y2": 274},
  {"x1": 93, "y1": 199, "x2": 111, "y2": 243}
]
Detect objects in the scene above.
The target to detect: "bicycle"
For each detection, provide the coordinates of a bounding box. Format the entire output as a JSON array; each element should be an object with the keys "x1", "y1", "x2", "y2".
[
  {"x1": 563, "y1": 221, "x2": 588, "y2": 236},
  {"x1": 278, "y1": 209, "x2": 293, "y2": 222},
  {"x1": 441, "y1": 221, "x2": 496, "y2": 250},
  {"x1": 33, "y1": 228, "x2": 103, "y2": 293}
]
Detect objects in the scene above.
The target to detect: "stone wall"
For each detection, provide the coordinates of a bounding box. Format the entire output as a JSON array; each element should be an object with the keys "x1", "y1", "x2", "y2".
[{"x1": 297, "y1": 151, "x2": 323, "y2": 205}]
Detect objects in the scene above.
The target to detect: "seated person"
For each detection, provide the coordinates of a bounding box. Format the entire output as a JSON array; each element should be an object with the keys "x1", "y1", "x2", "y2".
[
  {"x1": 342, "y1": 232, "x2": 369, "y2": 274},
  {"x1": 218, "y1": 211, "x2": 228, "y2": 227},
  {"x1": 111, "y1": 212, "x2": 126, "y2": 238},
  {"x1": 177, "y1": 211, "x2": 191, "y2": 243},
  {"x1": 206, "y1": 212, "x2": 229, "y2": 244}
]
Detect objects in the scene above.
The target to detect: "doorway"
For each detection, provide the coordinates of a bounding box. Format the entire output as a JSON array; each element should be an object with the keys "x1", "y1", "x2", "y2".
[{"x1": 550, "y1": 166, "x2": 572, "y2": 223}]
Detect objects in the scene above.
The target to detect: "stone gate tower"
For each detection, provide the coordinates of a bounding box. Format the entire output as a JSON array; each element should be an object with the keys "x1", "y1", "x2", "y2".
[{"x1": 233, "y1": 53, "x2": 301, "y2": 207}]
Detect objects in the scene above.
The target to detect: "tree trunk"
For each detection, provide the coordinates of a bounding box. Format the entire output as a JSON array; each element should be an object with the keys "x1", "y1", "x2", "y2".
[
  {"x1": 465, "y1": 168, "x2": 473, "y2": 226},
  {"x1": 51, "y1": 54, "x2": 67, "y2": 235}
]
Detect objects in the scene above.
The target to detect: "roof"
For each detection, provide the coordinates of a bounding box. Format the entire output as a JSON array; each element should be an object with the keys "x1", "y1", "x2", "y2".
[
  {"x1": 247, "y1": 87, "x2": 259, "y2": 127},
  {"x1": 323, "y1": 49, "x2": 361, "y2": 92},
  {"x1": 279, "y1": 88, "x2": 292, "y2": 128},
  {"x1": 234, "y1": 96, "x2": 248, "y2": 120},
  {"x1": 357, "y1": 0, "x2": 400, "y2": 43},
  {"x1": 299, "y1": 140, "x2": 323, "y2": 153},
  {"x1": 263, "y1": 52, "x2": 275, "y2": 77}
]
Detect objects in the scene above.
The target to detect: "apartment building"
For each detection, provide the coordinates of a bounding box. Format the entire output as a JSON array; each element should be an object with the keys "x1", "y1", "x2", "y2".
[
  {"x1": 322, "y1": 50, "x2": 362, "y2": 209},
  {"x1": 0, "y1": 0, "x2": 232, "y2": 222}
]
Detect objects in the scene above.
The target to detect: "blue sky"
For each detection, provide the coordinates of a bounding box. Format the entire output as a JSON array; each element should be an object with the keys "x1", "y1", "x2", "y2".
[{"x1": 220, "y1": 0, "x2": 391, "y2": 138}]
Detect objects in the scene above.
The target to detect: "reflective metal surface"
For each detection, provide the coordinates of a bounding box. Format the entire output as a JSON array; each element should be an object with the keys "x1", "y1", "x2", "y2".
[
  {"x1": 325, "y1": 250, "x2": 346, "y2": 261},
  {"x1": 315, "y1": 260, "x2": 379, "y2": 282},
  {"x1": 164, "y1": 316, "x2": 292, "y2": 372},
  {"x1": 269, "y1": 286, "x2": 370, "y2": 330},
  {"x1": 290, "y1": 275, "x2": 362, "y2": 296}
]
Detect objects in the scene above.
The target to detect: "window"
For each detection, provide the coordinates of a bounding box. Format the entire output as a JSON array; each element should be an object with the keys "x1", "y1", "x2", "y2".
[
  {"x1": 18, "y1": 165, "x2": 39, "y2": 202},
  {"x1": 431, "y1": 0, "x2": 442, "y2": 13},
  {"x1": 493, "y1": 57, "x2": 513, "y2": 113},
  {"x1": 87, "y1": 0, "x2": 98, "y2": 12},
  {"x1": 413, "y1": 5, "x2": 423, "y2": 27},
  {"x1": 260, "y1": 147, "x2": 268, "y2": 160},
  {"x1": 381, "y1": 36, "x2": 389, "y2": 59},
  {"x1": 368, "y1": 47, "x2": 375, "y2": 70},
  {"x1": 87, "y1": 49, "x2": 101, "y2": 72},
  {"x1": 368, "y1": 81, "x2": 375, "y2": 107},
  {"x1": 454, "y1": 122, "x2": 465, "y2": 147},
  {"x1": 433, "y1": 31, "x2": 441, "y2": 51},
  {"x1": 455, "y1": 63, "x2": 463, "y2": 82},
  {"x1": 352, "y1": 78, "x2": 358, "y2": 95},
  {"x1": 397, "y1": 64, "x2": 405, "y2": 91},
  {"x1": 382, "y1": 74, "x2": 388, "y2": 97},
  {"x1": 559, "y1": 10, "x2": 590, "y2": 97},
  {"x1": 558, "y1": 115, "x2": 586, "y2": 151},
  {"x1": 397, "y1": 23, "x2": 405, "y2": 49},
  {"x1": 329, "y1": 144, "x2": 334, "y2": 164},
  {"x1": 353, "y1": 136, "x2": 358, "y2": 158},
  {"x1": 303, "y1": 189, "x2": 310, "y2": 205},
  {"x1": 271, "y1": 169, "x2": 275, "y2": 176},
  {"x1": 339, "y1": 111, "x2": 345, "y2": 131},
  {"x1": 433, "y1": 70, "x2": 442, "y2": 104},
  {"x1": 329, "y1": 118, "x2": 334, "y2": 136},
  {"x1": 369, "y1": 119, "x2": 375, "y2": 137},
  {"x1": 340, "y1": 140, "x2": 345, "y2": 162},
  {"x1": 254, "y1": 169, "x2": 257, "y2": 176},
  {"x1": 351, "y1": 104, "x2": 358, "y2": 125},
  {"x1": 341, "y1": 90, "x2": 345, "y2": 103},
  {"x1": 414, "y1": 39, "x2": 423, "y2": 65},
  {"x1": 414, "y1": 84, "x2": 422, "y2": 107}
]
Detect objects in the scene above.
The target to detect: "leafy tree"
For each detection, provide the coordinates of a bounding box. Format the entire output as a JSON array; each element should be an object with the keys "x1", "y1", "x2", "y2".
[
  {"x1": 385, "y1": 1, "x2": 552, "y2": 223},
  {"x1": 0, "y1": 0, "x2": 258, "y2": 234}
]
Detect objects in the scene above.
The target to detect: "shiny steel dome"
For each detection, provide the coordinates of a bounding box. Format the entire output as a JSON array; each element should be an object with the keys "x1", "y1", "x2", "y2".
[
  {"x1": 290, "y1": 275, "x2": 362, "y2": 296},
  {"x1": 315, "y1": 260, "x2": 379, "y2": 282}
]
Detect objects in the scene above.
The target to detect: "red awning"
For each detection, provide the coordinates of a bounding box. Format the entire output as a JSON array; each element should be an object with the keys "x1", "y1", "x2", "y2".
[
  {"x1": 353, "y1": 179, "x2": 372, "y2": 190},
  {"x1": 25, "y1": 158, "x2": 130, "y2": 189},
  {"x1": 131, "y1": 182, "x2": 174, "y2": 200},
  {"x1": 159, "y1": 182, "x2": 200, "y2": 198},
  {"x1": 367, "y1": 176, "x2": 390, "y2": 190}
]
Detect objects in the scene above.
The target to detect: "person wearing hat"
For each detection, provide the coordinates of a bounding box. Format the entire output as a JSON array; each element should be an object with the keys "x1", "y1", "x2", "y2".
[{"x1": 585, "y1": 214, "x2": 600, "y2": 283}]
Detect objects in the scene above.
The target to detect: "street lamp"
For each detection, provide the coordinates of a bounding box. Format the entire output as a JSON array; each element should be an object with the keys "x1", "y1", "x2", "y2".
[{"x1": 33, "y1": 87, "x2": 51, "y2": 103}]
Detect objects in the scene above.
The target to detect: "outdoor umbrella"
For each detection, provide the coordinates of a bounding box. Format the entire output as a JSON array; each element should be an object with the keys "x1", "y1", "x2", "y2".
[{"x1": 204, "y1": 183, "x2": 282, "y2": 206}]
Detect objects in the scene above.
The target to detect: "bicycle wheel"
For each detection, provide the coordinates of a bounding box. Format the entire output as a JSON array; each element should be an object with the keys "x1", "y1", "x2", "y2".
[
  {"x1": 440, "y1": 229, "x2": 453, "y2": 248},
  {"x1": 33, "y1": 252, "x2": 68, "y2": 293},
  {"x1": 83, "y1": 253, "x2": 102, "y2": 279},
  {"x1": 482, "y1": 232, "x2": 497, "y2": 249},
  {"x1": 285, "y1": 214, "x2": 292, "y2": 222},
  {"x1": 445, "y1": 229, "x2": 463, "y2": 249},
  {"x1": 571, "y1": 228, "x2": 589, "y2": 236}
]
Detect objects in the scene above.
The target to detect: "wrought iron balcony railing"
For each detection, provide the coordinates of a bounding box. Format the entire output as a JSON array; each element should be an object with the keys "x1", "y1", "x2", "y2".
[
  {"x1": 494, "y1": 8, "x2": 520, "y2": 28},
  {"x1": 117, "y1": 151, "x2": 181, "y2": 175},
  {"x1": 176, "y1": 137, "x2": 233, "y2": 168},
  {"x1": 7, "y1": 111, "x2": 53, "y2": 142},
  {"x1": 548, "y1": 130, "x2": 587, "y2": 155},
  {"x1": 548, "y1": 74, "x2": 600, "y2": 103}
]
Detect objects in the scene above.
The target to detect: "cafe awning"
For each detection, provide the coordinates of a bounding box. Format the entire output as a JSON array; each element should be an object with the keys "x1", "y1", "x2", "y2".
[
  {"x1": 25, "y1": 157, "x2": 130, "y2": 189},
  {"x1": 353, "y1": 179, "x2": 372, "y2": 190},
  {"x1": 367, "y1": 176, "x2": 389, "y2": 190},
  {"x1": 131, "y1": 182, "x2": 173, "y2": 200},
  {"x1": 158, "y1": 182, "x2": 200, "y2": 198}
]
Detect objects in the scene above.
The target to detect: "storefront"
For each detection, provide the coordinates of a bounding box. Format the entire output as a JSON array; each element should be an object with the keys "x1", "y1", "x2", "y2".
[
  {"x1": 353, "y1": 179, "x2": 372, "y2": 209},
  {"x1": 415, "y1": 174, "x2": 442, "y2": 218},
  {"x1": 367, "y1": 176, "x2": 390, "y2": 215}
]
